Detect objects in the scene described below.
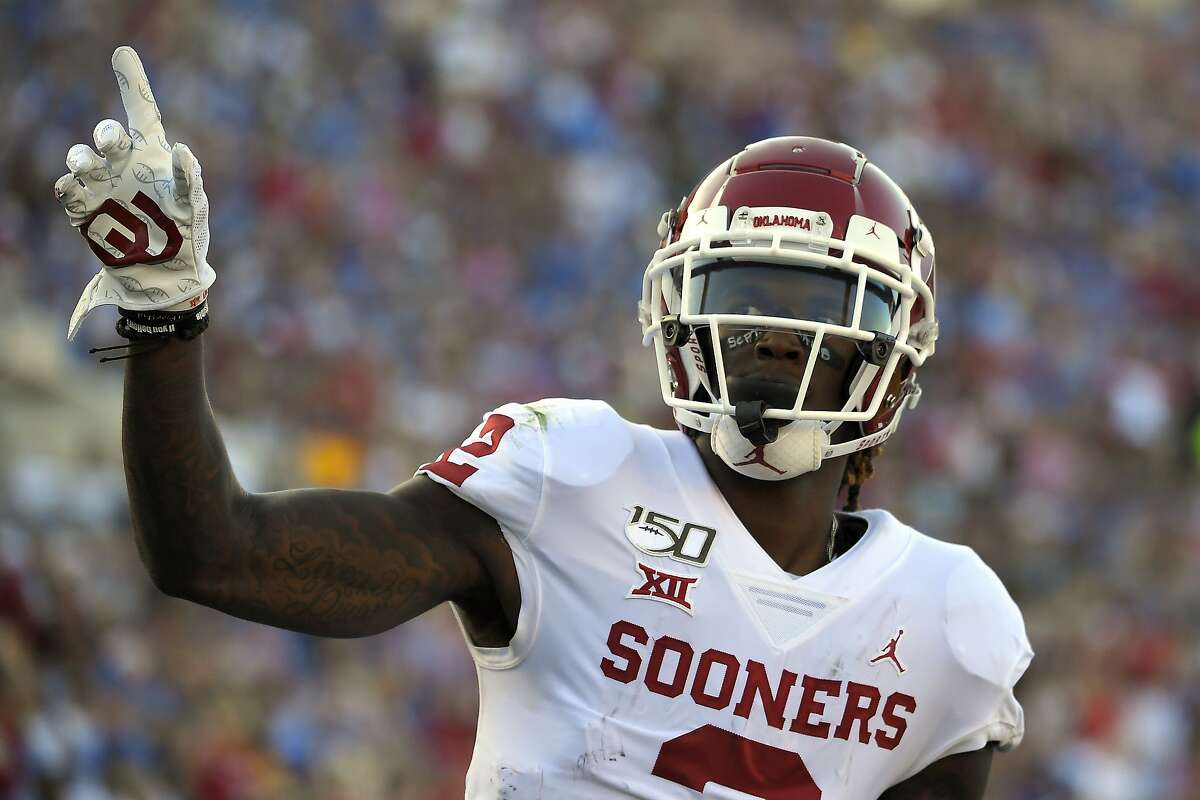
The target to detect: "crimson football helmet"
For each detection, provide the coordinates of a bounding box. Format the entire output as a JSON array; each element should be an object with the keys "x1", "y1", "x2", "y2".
[{"x1": 639, "y1": 136, "x2": 938, "y2": 479}]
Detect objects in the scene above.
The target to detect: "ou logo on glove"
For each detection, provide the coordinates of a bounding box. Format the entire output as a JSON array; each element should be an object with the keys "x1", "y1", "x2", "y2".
[
  {"x1": 81, "y1": 192, "x2": 183, "y2": 268},
  {"x1": 60, "y1": 46, "x2": 216, "y2": 342}
]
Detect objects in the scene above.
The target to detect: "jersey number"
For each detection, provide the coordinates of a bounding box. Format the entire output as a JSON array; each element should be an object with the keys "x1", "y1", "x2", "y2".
[
  {"x1": 419, "y1": 413, "x2": 516, "y2": 487},
  {"x1": 652, "y1": 725, "x2": 822, "y2": 799}
]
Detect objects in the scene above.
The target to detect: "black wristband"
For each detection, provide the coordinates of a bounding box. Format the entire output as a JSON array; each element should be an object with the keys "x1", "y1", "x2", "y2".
[{"x1": 116, "y1": 299, "x2": 210, "y2": 341}]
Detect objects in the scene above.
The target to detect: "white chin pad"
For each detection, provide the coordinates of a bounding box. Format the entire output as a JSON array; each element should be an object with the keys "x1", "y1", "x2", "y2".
[{"x1": 710, "y1": 416, "x2": 829, "y2": 481}]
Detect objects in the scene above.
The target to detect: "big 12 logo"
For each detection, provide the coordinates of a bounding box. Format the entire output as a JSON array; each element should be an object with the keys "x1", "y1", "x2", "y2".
[{"x1": 624, "y1": 505, "x2": 717, "y2": 567}]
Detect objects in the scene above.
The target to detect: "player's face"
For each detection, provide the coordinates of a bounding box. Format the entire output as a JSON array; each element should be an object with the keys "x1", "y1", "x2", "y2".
[{"x1": 686, "y1": 261, "x2": 896, "y2": 414}]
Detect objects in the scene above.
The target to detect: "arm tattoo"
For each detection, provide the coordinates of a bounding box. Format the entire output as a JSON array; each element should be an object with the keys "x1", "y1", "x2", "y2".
[{"x1": 122, "y1": 338, "x2": 490, "y2": 637}]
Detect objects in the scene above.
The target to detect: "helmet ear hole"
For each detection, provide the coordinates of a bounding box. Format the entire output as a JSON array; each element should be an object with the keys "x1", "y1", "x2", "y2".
[
  {"x1": 855, "y1": 332, "x2": 896, "y2": 366},
  {"x1": 662, "y1": 316, "x2": 691, "y2": 348}
]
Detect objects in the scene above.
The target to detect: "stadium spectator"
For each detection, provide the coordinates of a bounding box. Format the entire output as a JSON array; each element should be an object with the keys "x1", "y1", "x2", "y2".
[{"x1": 2, "y1": 1, "x2": 1197, "y2": 797}]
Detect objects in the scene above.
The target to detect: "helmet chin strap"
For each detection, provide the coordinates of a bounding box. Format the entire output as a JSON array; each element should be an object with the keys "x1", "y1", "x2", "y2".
[{"x1": 710, "y1": 411, "x2": 830, "y2": 482}]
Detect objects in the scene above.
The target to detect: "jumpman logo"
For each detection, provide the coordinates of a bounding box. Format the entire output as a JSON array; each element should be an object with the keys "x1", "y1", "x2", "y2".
[
  {"x1": 869, "y1": 628, "x2": 907, "y2": 674},
  {"x1": 866, "y1": 222, "x2": 881, "y2": 239},
  {"x1": 732, "y1": 446, "x2": 786, "y2": 475}
]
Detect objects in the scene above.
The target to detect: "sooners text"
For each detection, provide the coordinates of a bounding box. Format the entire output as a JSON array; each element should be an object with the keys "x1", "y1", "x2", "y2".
[{"x1": 600, "y1": 619, "x2": 916, "y2": 751}]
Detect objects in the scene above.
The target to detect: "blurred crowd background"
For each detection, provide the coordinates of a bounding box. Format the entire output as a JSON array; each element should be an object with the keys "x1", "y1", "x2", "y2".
[{"x1": 1, "y1": 0, "x2": 1198, "y2": 797}]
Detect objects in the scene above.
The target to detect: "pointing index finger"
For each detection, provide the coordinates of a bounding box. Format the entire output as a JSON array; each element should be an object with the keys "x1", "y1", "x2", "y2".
[{"x1": 111, "y1": 46, "x2": 167, "y2": 145}]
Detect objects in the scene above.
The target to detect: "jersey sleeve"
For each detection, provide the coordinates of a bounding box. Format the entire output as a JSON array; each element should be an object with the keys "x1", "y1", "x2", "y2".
[
  {"x1": 938, "y1": 551, "x2": 1034, "y2": 756},
  {"x1": 415, "y1": 403, "x2": 545, "y2": 539}
]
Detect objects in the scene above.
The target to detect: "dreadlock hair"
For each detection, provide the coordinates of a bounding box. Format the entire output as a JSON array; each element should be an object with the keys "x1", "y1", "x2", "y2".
[{"x1": 840, "y1": 446, "x2": 882, "y2": 512}]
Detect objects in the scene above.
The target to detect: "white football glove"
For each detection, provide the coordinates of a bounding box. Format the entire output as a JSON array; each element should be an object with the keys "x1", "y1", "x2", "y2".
[{"x1": 57, "y1": 46, "x2": 215, "y2": 341}]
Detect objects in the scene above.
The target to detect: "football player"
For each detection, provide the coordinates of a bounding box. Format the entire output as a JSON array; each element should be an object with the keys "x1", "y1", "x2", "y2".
[{"x1": 58, "y1": 47, "x2": 1031, "y2": 799}]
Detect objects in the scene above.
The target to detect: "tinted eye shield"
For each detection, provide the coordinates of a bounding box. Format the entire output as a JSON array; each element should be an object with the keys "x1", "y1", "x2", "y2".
[
  {"x1": 691, "y1": 323, "x2": 892, "y2": 416},
  {"x1": 721, "y1": 326, "x2": 850, "y2": 372},
  {"x1": 685, "y1": 261, "x2": 898, "y2": 332},
  {"x1": 645, "y1": 243, "x2": 920, "y2": 362},
  {"x1": 676, "y1": 261, "x2": 899, "y2": 400}
]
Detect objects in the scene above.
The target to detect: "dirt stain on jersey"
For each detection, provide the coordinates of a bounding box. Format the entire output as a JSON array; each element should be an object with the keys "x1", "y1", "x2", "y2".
[
  {"x1": 576, "y1": 716, "x2": 627, "y2": 776},
  {"x1": 494, "y1": 765, "x2": 543, "y2": 798},
  {"x1": 525, "y1": 402, "x2": 552, "y2": 430}
]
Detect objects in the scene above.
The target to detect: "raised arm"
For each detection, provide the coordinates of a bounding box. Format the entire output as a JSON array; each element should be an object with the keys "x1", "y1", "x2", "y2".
[
  {"x1": 55, "y1": 47, "x2": 515, "y2": 640},
  {"x1": 123, "y1": 335, "x2": 516, "y2": 638}
]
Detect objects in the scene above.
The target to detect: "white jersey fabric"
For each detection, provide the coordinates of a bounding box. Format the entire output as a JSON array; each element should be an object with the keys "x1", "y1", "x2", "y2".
[{"x1": 416, "y1": 399, "x2": 1032, "y2": 799}]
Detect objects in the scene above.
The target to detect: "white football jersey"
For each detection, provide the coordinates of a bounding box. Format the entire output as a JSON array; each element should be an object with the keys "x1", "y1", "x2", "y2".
[{"x1": 416, "y1": 399, "x2": 1032, "y2": 799}]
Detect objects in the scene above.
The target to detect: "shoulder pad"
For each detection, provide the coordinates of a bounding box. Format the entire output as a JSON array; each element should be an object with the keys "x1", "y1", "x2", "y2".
[
  {"x1": 944, "y1": 549, "x2": 1033, "y2": 690},
  {"x1": 416, "y1": 402, "x2": 545, "y2": 537},
  {"x1": 527, "y1": 399, "x2": 635, "y2": 488}
]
